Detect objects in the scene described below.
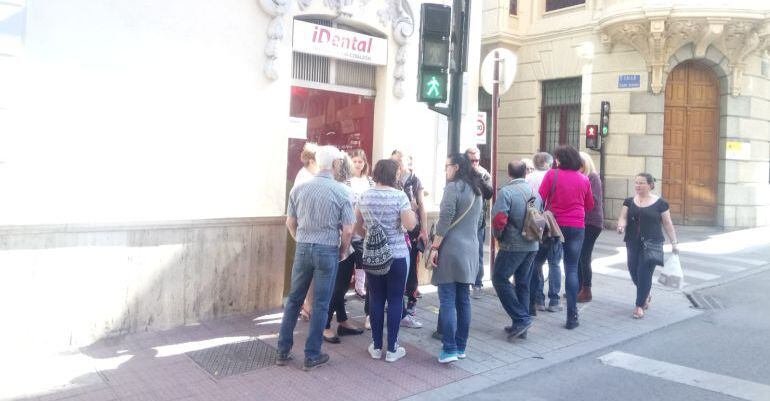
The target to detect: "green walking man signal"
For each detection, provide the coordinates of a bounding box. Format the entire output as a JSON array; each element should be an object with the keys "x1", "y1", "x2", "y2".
[{"x1": 417, "y1": 4, "x2": 451, "y2": 103}]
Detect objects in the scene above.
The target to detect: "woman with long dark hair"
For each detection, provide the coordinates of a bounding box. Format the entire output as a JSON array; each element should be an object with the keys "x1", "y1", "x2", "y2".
[
  {"x1": 538, "y1": 145, "x2": 594, "y2": 329},
  {"x1": 429, "y1": 153, "x2": 485, "y2": 363}
]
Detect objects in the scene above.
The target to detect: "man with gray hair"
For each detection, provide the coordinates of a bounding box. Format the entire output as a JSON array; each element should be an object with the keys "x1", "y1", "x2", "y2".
[
  {"x1": 277, "y1": 145, "x2": 355, "y2": 371},
  {"x1": 526, "y1": 151, "x2": 563, "y2": 315}
]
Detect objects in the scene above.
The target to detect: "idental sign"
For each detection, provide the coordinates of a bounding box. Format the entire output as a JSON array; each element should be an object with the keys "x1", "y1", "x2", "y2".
[{"x1": 292, "y1": 20, "x2": 387, "y2": 66}]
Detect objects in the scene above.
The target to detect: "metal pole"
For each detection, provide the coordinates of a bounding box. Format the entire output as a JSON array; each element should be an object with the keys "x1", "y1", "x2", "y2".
[
  {"x1": 447, "y1": 0, "x2": 469, "y2": 155},
  {"x1": 599, "y1": 137, "x2": 606, "y2": 191},
  {"x1": 489, "y1": 51, "x2": 500, "y2": 274}
]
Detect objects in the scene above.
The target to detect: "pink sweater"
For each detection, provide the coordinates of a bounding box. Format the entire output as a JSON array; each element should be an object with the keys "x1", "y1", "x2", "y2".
[{"x1": 539, "y1": 169, "x2": 594, "y2": 228}]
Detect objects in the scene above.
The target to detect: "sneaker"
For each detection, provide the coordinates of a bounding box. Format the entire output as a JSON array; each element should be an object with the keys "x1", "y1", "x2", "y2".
[
  {"x1": 504, "y1": 326, "x2": 528, "y2": 339},
  {"x1": 471, "y1": 286, "x2": 483, "y2": 299},
  {"x1": 400, "y1": 315, "x2": 423, "y2": 328},
  {"x1": 566, "y1": 317, "x2": 580, "y2": 330},
  {"x1": 368, "y1": 343, "x2": 382, "y2": 359},
  {"x1": 546, "y1": 304, "x2": 563, "y2": 312},
  {"x1": 276, "y1": 352, "x2": 293, "y2": 366},
  {"x1": 535, "y1": 303, "x2": 547, "y2": 312},
  {"x1": 303, "y1": 353, "x2": 329, "y2": 371},
  {"x1": 438, "y1": 351, "x2": 458, "y2": 363},
  {"x1": 506, "y1": 321, "x2": 533, "y2": 341},
  {"x1": 457, "y1": 349, "x2": 466, "y2": 359},
  {"x1": 385, "y1": 346, "x2": 406, "y2": 362},
  {"x1": 431, "y1": 330, "x2": 443, "y2": 341},
  {"x1": 364, "y1": 316, "x2": 371, "y2": 330}
]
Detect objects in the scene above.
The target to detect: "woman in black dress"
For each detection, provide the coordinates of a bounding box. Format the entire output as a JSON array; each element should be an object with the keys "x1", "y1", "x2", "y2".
[{"x1": 616, "y1": 173, "x2": 679, "y2": 319}]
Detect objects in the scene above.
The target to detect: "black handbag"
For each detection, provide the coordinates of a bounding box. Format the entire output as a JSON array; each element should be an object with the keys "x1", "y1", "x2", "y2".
[{"x1": 641, "y1": 238, "x2": 664, "y2": 267}]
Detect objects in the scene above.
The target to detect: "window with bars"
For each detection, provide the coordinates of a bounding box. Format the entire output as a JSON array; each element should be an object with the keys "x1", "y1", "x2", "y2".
[
  {"x1": 545, "y1": 0, "x2": 585, "y2": 12},
  {"x1": 540, "y1": 78, "x2": 582, "y2": 153}
]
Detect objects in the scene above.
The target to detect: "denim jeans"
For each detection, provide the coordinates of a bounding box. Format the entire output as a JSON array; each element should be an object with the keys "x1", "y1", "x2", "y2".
[
  {"x1": 626, "y1": 239, "x2": 655, "y2": 307},
  {"x1": 475, "y1": 223, "x2": 485, "y2": 287},
  {"x1": 560, "y1": 226, "x2": 585, "y2": 319},
  {"x1": 529, "y1": 238, "x2": 563, "y2": 307},
  {"x1": 493, "y1": 250, "x2": 536, "y2": 327},
  {"x1": 438, "y1": 282, "x2": 471, "y2": 354},
  {"x1": 277, "y1": 243, "x2": 338, "y2": 360},
  {"x1": 368, "y1": 258, "x2": 408, "y2": 353}
]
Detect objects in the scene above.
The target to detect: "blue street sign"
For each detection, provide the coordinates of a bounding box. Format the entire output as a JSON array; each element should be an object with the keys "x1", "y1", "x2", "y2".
[{"x1": 618, "y1": 74, "x2": 641, "y2": 88}]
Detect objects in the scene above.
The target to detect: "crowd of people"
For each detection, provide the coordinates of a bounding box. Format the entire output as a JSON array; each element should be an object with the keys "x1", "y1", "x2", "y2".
[{"x1": 277, "y1": 143, "x2": 679, "y2": 371}]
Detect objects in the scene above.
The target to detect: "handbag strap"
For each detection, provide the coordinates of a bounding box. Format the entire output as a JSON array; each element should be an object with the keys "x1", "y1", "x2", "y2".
[
  {"x1": 512, "y1": 184, "x2": 533, "y2": 230},
  {"x1": 448, "y1": 193, "x2": 476, "y2": 231},
  {"x1": 545, "y1": 169, "x2": 558, "y2": 211}
]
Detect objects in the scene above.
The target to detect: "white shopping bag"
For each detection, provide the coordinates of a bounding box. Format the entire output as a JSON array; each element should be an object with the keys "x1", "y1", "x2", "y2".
[{"x1": 658, "y1": 254, "x2": 684, "y2": 289}]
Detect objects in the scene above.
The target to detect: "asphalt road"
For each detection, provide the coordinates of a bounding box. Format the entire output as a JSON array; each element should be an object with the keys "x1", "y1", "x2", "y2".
[{"x1": 459, "y1": 269, "x2": 770, "y2": 401}]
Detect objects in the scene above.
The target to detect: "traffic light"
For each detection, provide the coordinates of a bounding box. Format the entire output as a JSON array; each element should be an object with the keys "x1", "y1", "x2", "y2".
[
  {"x1": 599, "y1": 101, "x2": 610, "y2": 137},
  {"x1": 586, "y1": 124, "x2": 601, "y2": 150},
  {"x1": 417, "y1": 4, "x2": 451, "y2": 103}
]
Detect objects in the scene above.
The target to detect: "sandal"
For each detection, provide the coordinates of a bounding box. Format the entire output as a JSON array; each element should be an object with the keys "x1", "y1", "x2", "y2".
[{"x1": 632, "y1": 307, "x2": 645, "y2": 319}]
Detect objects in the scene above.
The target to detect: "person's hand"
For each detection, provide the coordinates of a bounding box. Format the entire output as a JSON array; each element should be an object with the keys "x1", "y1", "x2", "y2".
[
  {"x1": 419, "y1": 229, "x2": 429, "y2": 246},
  {"x1": 431, "y1": 248, "x2": 439, "y2": 267},
  {"x1": 672, "y1": 243, "x2": 679, "y2": 255},
  {"x1": 617, "y1": 225, "x2": 625, "y2": 235}
]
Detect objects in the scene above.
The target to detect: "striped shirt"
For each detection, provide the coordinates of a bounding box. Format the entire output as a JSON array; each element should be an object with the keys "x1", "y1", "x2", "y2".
[
  {"x1": 358, "y1": 188, "x2": 411, "y2": 258},
  {"x1": 287, "y1": 171, "x2": 356, "y2": 246}
]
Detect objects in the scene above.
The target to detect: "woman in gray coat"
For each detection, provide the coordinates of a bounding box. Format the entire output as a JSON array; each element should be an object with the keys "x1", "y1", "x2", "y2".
[{"x1": 429, "y1": 153, "x2": 485, "y2": 363}]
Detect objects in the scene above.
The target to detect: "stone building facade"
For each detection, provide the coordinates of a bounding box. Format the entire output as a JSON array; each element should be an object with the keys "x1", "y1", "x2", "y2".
[{"x1": 481, "y1": 0, "x2": 770, "y2": 227}]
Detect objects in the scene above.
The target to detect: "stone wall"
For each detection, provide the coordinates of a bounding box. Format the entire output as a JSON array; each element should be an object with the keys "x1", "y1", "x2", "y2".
[{"x1": 0, "y1": 218, "x2": 286, "y2": 352}]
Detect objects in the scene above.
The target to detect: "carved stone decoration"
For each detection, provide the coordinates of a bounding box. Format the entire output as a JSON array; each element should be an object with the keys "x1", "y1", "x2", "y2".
[
  {"x1": 259, "y1": 0, "x2": 290, "y2": 80},
  {"x1": 601, "y1": 15, "x2": 770, "y2": 96},
  {"x1": 379, "y1": 0, "x2": 415, "y2": 98}
]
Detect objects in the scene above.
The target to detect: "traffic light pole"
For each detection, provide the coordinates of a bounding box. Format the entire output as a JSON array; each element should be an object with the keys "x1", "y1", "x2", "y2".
[
  {"x1": 489, "y1": 51, "x2": 500, "y2": 273},
  {"x1": 428, "y1": 0, "x2": 469, "y2": 155}
]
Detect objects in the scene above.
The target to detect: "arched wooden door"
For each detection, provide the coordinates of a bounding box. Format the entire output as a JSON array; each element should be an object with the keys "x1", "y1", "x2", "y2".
[{"x1": 663, "y1": 62, "x2": 719, "y2": 225}]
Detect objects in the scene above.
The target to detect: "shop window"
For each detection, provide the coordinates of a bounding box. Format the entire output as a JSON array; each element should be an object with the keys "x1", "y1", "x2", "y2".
[
  {"x1": 509, "y1": 0, "x2": 517, "y2": 15},
  {"x1": 540, "y1": 78, "x2": 581, "y2": 153},
  {"x1": 545, "y1": 0, "x2": 585, "y2": 12}
]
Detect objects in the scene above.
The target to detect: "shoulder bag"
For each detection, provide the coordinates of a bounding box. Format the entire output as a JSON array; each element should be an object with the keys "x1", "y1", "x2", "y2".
[
  {"x1": 637, "y1": 202, "x2": 664, "y2": 267},
  {"x1": 542, "y1": 170, "x2": 564, "y2": 242},
  {"x1": 424, "y1": 194, "x2": 476, "y2": 270}
]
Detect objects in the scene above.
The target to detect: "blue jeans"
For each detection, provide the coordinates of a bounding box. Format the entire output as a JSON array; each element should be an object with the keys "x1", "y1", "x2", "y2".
[
  {"x1": 475, "y1": 223, "x2": 485, "y2": 287},
  {"x1": 368, "y1": 258, "x2": 408, "y2": 353},
  {"x1": 529, "y1": 238, "x2": 563, "y2": 307},
  {"x1": 626, "y1": 239, "x2": 655, "y2": 308},
  {"x1": 493, "y1": 250, "x2": 536, "y2": 326},
  {"x1": 438, "y1": 282, "x2": 471, "y2": 354},
  {"x1": 560, "y1": 226, "x2": 585, "y2": 319},
  {"x1": 277, "y1": 243, "x2": 338, "y2": 360}
]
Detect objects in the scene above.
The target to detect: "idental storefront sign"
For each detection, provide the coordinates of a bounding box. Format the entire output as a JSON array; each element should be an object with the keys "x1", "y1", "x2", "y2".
[{"x1": 292, "y1": 20, "x2": 387, "y2": 66}]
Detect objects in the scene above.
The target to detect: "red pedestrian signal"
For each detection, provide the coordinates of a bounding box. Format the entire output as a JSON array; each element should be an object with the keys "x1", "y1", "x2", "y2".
[{"x1": 586, "y1": 124, "x2": 600, "y2": 150}]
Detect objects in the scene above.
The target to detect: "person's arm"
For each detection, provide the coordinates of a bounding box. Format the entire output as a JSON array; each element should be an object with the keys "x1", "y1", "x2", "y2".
[
  {"x1": 354, "y1": 208, "x2": 365, "y2": 238},
  {"x1": 340, "y1": 224, "x2": 354, "y2": 259},
  {"x1": 538, "y1": 170, "x2": 552, "y2": 206},
  {"x1": 480, "y1": 171, "x2": 493, "y2": 200},
  {"x1": 661, "y1": 210, "x2": 679, "y2": 254},
  {"x1": 584, "y1": 180, "x2": 595, "y2": 212},
  {"x1": 401, "y1": 208, "x2": 417, "y2": 231},
  {"x1": 415, "y1": 187, "x2": 429, "y2": 244},
  {"x1": 286, "y1": 217, "x2": 298, "y2": 240},
  {"x1": 432, "y1": 184, "x2": 458, "y2": 249},
  {"x1": 617, "y1": 205, "x2": 629, "y2": 235}
]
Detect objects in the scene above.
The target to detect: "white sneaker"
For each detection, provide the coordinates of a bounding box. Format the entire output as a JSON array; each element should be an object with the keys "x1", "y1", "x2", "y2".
[
  {"x1": 385, "y1": 346, "x2": 406, "y2": 362},
  {"x1": 472, "y1": 286, "x2": 483, "y2": 299},
  {"x1": 365, "y1": 316, "x2": 371, "y2": 330},
  {"x1": 400, "y1": 315, "x2": 423, "y2": 328},
  {"x1": 368, "y1": 343, "x2": 382, "y2": 359}
]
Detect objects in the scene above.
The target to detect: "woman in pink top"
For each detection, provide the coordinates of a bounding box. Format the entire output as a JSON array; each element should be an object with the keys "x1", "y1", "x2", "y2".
[{"x1": 539, "y1": 145, "x2": 594, "y2": 330}]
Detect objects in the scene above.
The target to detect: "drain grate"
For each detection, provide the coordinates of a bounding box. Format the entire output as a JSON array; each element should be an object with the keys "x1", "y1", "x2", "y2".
[
  {"x1": 687, "y1": 293, "x2": 725, "y2": 310},
  {"x1": 186, "y1": 338, "x2": 277, "y2": 378}
]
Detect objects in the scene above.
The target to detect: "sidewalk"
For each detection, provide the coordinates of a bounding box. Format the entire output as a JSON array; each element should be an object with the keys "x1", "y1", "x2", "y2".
[{"x1": 5, "y1": 272, "x2": 699, "y2": 401}]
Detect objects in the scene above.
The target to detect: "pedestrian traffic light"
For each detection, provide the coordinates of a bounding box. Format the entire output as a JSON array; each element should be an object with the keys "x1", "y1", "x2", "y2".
[
  {"x1": 586, "y1": 124, "x2": 601, "y2": 150},
  {"x1": 417, "y1": 4, "x2": 451, "y2": 103},
  {"x1": 599, "y1": 101, "x2": 610, "y2": 137}
]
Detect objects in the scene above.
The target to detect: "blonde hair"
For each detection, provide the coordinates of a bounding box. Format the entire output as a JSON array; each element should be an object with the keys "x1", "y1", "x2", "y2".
[
  {"x1": 300, "y1": 142, "x2": 318, "y2": 167},
  {"x1": 579, "y1": 151, "x2": 597, "y2": 176}
]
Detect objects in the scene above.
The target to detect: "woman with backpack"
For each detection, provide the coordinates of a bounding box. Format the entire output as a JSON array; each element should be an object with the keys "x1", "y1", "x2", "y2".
[
  {"x1": 538, "y1": 145, "x2": 594, "y2": 330},
  {"x1": 429, "y1": 153, "x2": 484, "y2": 363},
  {"x1": 355, "y1": 159, "x2": 416, "y2": 363}
]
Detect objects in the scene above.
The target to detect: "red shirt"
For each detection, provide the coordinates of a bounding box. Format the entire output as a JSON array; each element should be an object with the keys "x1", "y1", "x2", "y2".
[{"x1": 539, "y1": 169, "x2": 594, "y2": 228}]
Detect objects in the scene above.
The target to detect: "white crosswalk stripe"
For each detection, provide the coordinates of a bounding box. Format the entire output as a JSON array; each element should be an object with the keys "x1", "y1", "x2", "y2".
[{"x1": 599, "y1": 351, "x2": 770, "y2": 401}]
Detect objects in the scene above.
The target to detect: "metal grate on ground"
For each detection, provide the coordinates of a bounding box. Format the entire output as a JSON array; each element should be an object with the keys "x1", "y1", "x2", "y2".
[
  {"x1": 686, "y1": 293, "x2": 726, "y2": 310},
  {"x1": 186, "y1": 338, "x2": 277, "y2": 378}
]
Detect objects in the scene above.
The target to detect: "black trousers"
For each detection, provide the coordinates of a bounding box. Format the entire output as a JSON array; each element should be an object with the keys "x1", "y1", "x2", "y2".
[
  {"x1": 326, "y1": 251, "x2": 358, "y2": 329},
  {"x1": 578, "y1": 225, "x2": 602, "y2": 287},
  {"x1": 405, "y1": 237, "x2": 420, "y2": 304}
]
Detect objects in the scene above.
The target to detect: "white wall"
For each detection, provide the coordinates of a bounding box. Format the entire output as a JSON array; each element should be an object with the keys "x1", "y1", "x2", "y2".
[{"x1": 0, "y1": 0, "x2": 290, "y2": 225}]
